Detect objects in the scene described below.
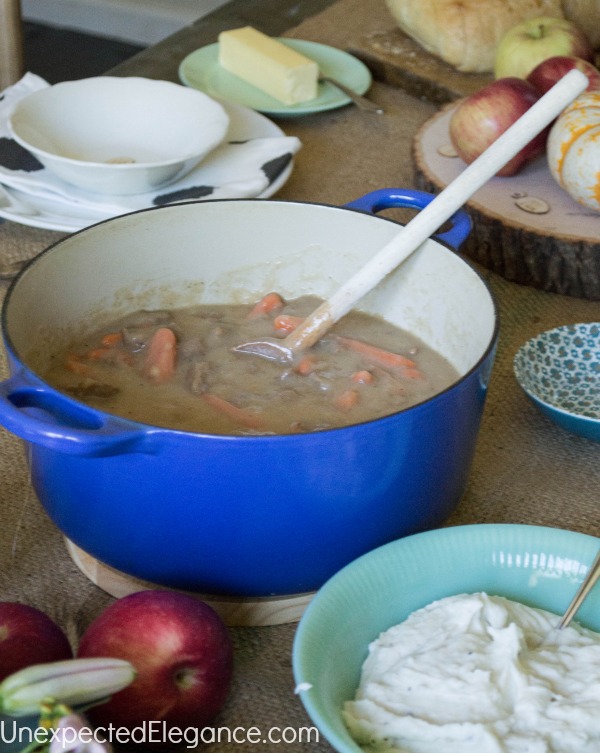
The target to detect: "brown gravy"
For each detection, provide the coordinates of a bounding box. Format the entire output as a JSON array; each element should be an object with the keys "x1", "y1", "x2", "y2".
[{"x1": 42, "y1": 294, "x2": 459, "y2": 435}]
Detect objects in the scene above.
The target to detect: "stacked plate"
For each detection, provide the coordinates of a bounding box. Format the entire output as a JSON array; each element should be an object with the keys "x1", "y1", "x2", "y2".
[
  {"x1": 0, "y1": 41, "x2": 373, "y2": 233},
  {"x1": 0, "y1": 74, "x2": 301, "y2": 232}
]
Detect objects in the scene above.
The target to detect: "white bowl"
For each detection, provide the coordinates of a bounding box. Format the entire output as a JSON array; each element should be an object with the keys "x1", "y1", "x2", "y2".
[{"x1": 8, "y1": 77, "x2": 229, "y2": 195}]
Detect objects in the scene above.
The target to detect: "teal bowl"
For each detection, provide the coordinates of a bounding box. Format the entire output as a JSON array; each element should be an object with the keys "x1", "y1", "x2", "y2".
[
  {"x1": 513, "y1": 322, "x2": 600, "y2": 442},
  {"x1": 292, "y1": 523, "x2": 600, "y2": 753}
]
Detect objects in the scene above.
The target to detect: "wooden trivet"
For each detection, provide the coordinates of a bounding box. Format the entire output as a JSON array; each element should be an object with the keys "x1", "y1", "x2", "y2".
[
  {"x1": 413, "y1": 104, "x2": 600, "y2": 300},
  {"x1": 65, "y1": 538, "x2": 313, "y2": 627}
]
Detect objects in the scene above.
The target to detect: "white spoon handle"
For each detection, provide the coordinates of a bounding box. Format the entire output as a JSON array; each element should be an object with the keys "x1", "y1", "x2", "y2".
[{"x1": 285, "y1": 68, "x2": 588, "y2": 352}]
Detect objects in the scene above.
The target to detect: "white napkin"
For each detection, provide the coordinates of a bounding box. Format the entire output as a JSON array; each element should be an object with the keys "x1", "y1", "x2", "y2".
[{"x1": 0, "y1": 73, "x2": 302, "y2": 217}]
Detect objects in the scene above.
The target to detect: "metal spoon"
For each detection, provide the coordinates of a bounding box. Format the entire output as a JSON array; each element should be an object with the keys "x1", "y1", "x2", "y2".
[
  {"x1": 234, "y1": 69, "x2": 589, "y2": 364},
  {"x1": 319, "y1": 76, "x2": 384, "y2": 114},
  {"x1": 557, "y1": 549, "x2": 600, "y2": 631}
]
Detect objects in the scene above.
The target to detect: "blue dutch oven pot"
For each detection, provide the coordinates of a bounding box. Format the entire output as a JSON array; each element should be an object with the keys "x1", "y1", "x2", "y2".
[{"x1": 0, "y1": 189, "x2": 498, "y2": 597}]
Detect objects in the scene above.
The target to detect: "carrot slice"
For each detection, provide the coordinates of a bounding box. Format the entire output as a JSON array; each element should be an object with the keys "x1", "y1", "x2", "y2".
[
  {"x1": 65, "y1": 353, "x2": 92, "y2": 377},
  {"x1": 294, "y1": 354, "x2": 316, "y2": 376},
  {"x1": 334, "y1": 389, "x2": 360, "y2": 411},
  {"x1": 87, "y1": 347, "x2": 113, "y2": 361},
  {"x1": 351, "y1": 369, "x2": 374, "y2": 384},
  {"x1": 246, "y1": 292, "x2": 284, "y2": 319},
  {"x1": 335, "y1": 335, "x2": 417, "y2": 370},
  {"x1": 202, "y1": 393, "x2": 264, "y2": 430},
  {"x1": 143, "y1": 327, "x2": 177, "y2": 384},
  {"x1": 100, "y1": 332, "x2": 123, "y2": 347},
  {"x1": 273, "y1": 314, "x2": 304, "y2": 333},
  {"x1": 398, "y1": 367, "x2": 425, "y2": 381}
]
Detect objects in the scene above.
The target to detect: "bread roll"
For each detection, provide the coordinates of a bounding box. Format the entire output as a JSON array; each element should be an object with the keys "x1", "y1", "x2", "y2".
[
  {"x1": 562, "y1": 0, "x2": 600, "y2": 46},
  {"x1": 384, "y1": 0, "x2": 565, "y2": 72}
]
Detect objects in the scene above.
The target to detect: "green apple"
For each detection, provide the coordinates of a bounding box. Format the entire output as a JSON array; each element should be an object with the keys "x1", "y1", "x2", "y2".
[{"x1": 494, "y1": 16, "x2": 594, "y2": 80}]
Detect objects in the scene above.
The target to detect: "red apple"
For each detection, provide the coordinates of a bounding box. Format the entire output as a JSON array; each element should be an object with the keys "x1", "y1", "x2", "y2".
[
  {"x1": 0, "y1": 602, "x2": 73, "y2": 681},
  {"x1": 449, "y1": 78, "x2": 548, "y2": 176},
  {"x1": 494, "y1": 16, "x2": 595, "y2": 80},
  {"x1": 527, "y1": 55, "x2": 600, "y2": 95},
  {"x1": 77, "y1": 591, "x2": 233, "y2": 742}
]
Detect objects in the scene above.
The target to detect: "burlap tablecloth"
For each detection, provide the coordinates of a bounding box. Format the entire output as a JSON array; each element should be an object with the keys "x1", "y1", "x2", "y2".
[{"x1": 0, "y1": 1, "x2": 599, "y2": 751}]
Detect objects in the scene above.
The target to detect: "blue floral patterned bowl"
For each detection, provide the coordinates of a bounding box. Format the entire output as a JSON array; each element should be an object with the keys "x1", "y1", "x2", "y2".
[{"x1": 513, "y1": 322, "x2": 600, "y2": 442}]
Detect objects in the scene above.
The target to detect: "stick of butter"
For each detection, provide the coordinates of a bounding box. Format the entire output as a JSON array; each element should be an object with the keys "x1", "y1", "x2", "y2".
[{"x1": 218, "y1": 26, "x2": 319, "y2": 106}]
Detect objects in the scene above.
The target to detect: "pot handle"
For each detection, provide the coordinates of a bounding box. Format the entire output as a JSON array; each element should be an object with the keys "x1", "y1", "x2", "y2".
[
  {"x1": 344, "y1": 188, "x2": 472, "y2": 249},
  {"x1": 0, "y1": 371, "x2": 158, "y2": 457}
]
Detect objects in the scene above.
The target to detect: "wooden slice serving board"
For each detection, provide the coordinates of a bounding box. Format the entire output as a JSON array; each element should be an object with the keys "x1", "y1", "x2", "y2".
[
  {"x1": 413, "y1": 104, "x2": 600, "y2": 300},
  {"x1": 65, "y1": 538, "x2": 313, "y2": 627},
  {"x1": 349, "y1": 28, "x2": 493, "y2": 104}
]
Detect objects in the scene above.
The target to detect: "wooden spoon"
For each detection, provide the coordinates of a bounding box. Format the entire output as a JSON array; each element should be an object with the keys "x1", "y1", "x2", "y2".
[{"x1": 235, "y1": 69, "x2": 588, "y2": 363}]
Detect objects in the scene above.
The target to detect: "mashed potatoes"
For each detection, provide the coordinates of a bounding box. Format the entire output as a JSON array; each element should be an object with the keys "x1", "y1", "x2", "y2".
[{"x1": 343, "y1": 592, "x2": 600, "y2": 752}]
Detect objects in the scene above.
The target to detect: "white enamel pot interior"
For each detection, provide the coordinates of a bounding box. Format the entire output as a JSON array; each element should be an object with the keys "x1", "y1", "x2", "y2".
[{"x1": 6, "y1": 199, "x2": 495, "y2": 377}]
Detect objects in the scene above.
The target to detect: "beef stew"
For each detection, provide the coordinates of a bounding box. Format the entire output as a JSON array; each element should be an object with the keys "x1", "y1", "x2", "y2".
[{"x1": 42, "y1": 293, "x2": 459, "y2": 435}]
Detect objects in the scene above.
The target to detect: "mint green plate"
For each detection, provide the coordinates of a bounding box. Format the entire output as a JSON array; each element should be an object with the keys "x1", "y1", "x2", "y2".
[
  {"x1": 178, "y1": 39, "x2": 372, "y2": 116},
  {"x1": 292, "y1": 524, "x2": 600, "y2": 753}
]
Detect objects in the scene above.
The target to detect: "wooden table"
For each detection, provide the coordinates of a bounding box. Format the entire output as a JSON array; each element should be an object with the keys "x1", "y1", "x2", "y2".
[
  {"x1": 0, "y1": 1, "x2": 599, "y2": 751},
  {"x1": 0, "y1": 0, "x2": 24, "y2": 88}
]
